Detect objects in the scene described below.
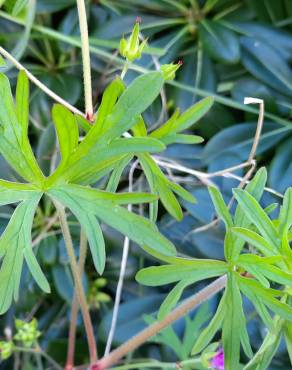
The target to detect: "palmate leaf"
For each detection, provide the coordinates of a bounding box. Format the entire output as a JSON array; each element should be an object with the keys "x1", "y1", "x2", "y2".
[
  {"x1": 47, "y1": 71, "x2": 165, "y2": 186},
  {"x1": 64, "y1": 137, "x2": 165, "y2": 184},
  {"x1": 106, "y1": 154, "x2": 133, "y2": 192},
  {"x1": 208, "y1": 168, "x2": 268, "y2": 262},
  {"x1": 0, "y1": 71, "x2": 44, "y2": 184},
  {"x1": 233, "y1": 188, "x2": 279, "y2": 250},
  {"x1": 150, "y1": 97, "x2": 213, "y2": 145},
  {"x1": 93, "y1": 76, "x2": 125, "y2": 136},
  {"x1": 48, "y1": 184, "x2": 176, "y2": 271},
  {"x1": 244, "y1": 317, "x2": 283, "y2": 370},
  {"x1": 192, "y1": 290, "x2": 227, "y2": 355},
  {"x1": 208, "y1": 186, "x2": 233, "y2": 229},
  {"x1": 157, "y1": 278, "x2": 195, "y2": 320},
  {"x1": 238, "y1": 276, "x2": 292, "y2": 321},
  {"x1": 136, "y1": 260, "x2": 227, "y2": 286},
  {"x1": 52, "y1": 104, "x2": 79, "y2": 169},
  {"x1": 231, "y1": 227, "x2": 277, "y2": 257},
  {"x1": 49, "y1": 72, "x2": 164, "y2": 184},
  {"x1": 0, "y1": 179, "x2": 40, "y2": 206},
  {"x1": 223, "y1": 273, "x2": 253, "y2": 370},
  {"x1": 237, "y1": 254, "x2": 292, "y2": 286},
  {"x1": 139, "y1": 153, "x2": 196, "y2": 221},
  {"x1": 0, "y1": 193, "x2": 49, "y2": 314}
]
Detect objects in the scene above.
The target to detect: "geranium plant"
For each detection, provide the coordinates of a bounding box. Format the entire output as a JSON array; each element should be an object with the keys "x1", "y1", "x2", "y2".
[{"x1": 0, "y1": 2, "x2": 291, "y2": 370}]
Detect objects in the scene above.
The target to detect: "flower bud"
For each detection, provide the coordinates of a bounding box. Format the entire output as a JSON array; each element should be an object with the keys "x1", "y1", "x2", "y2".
[
  {"x1": 161, "y1": 61, "x2": 183, "y2": 81},
  {"x1": 88, "y1": 278, "x2": 111, "y2": 309},
  {"x1": 119, "y1": 18, "x2": 147, "y2": 62},
  {"x1": 0, "y1": 341, "x2": 13, "y2": 360},
  {"x1": 14, "y1": 318, "x2": 41, "y2": 348}
]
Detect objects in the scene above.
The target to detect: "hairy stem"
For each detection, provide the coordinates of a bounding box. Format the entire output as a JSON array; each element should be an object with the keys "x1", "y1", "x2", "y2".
[
  {"x1": 76, "y1": 0, "x2": 93, "y2": 118},
  {"x1": 54, "y1": 202, "x2": 97, "y2": 364},
  {"x1": 66, "y1": 231, "x2": 88, "y2": 369},
  {"x1": 77, "y1": 275, "x2": 227, "y2": 370},
  {"x1": 105, "y1": 357, "x2": 201, "y2": 369}
]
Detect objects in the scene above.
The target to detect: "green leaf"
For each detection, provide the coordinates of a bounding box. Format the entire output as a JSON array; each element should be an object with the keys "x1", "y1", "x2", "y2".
[
  {"x1": 223, "y1": 274, "x2": 242, "y2": 370},
  {"x1": 75, "y1": 114, "x2": 91, "y2": 133},
  {"x1": 94, "y1": 76, "x2": 125, "y2": 135},
  {"x1": 241, "y1": 36, "x2": 292, "y2": 96},
  {"x1": 238, "y1": 261, "x2": 270, "y2": 289},
  {"x1": 52, "y1": 104, "x2": 79, "y2": 167},
  {"x1": 106, "y1": 154, "x2": 133, "y2": 192},
  {"x1": 15, "y1": 70, "x2": 29, "y2": 137},
  {"x1": 203, "y1": 0, "x2": 220, "y2": 12},
  {"x1": 23, "y1": 247, "x2": 50, "y2": 293},
  {"x1": 172, "y1": 97, "x2": 214, "y2": 132},
  {"x1": 233, "y1": 189, "x2": 279, "y2": 250},
  {"x1": 279, "y1": 187, "x2": 292, "y2": 234},
  {"x1": 239, "y1": 276, "x2": 292, "y2": 321},
  {"x1": 0, "y1": 180, "x2": 40, "y2": 206},
  {"x1": 199, "y1": 20, "x2": 240, "y2": 64},
  {"x1": 231, "y1": 168, "x2": 267, "y2": 259},
  {"x1": 234, "y1": 169, "x2": 267, "y2": 230},
  {"x1": 238, "y1": 278, "x2": 274, "y2": 331},
  {"x1": 244, "y1": 317, "x2": 283, "y2": 370},
  {"x1": 166, "y1": 134, "x2": 204, "y2": 145},
  {"x1": 231, "y1": 227, "x2": 277, "y2": 257},
  {"x1": 156, "y1": 177, "x2": 183, "y2": 221},
  {"x1": 0, "y1": 193, "x2": 42, "y2": 314},
  {"x1": 53, "y1": 193, "x2": 106, "y2": 274},
  {"x1": 224, "y1": 229, "x2": 235, "y2": 262},
  {"x1": 208, "y1": 186, "x2": 233, "y2": 229},
  {"x1": 168, "y1": 181, "x2": 196, "y2": 203},
  {"x1": 48, "y1": 185, "x2": 176, "y2": 257},
  {"x1": 284, "y1": 321, "x2": 292, "y2": 364},
  {"x1": 50, "y1": 183, "x2": 158, "y2": 205},
  {"x1": 63, "y1": 137, "x2": 165, "y2": 184},
  {"x1": 12, "y1": 0, "x2": 28, "y2": 15},
  {"x1": 131, "y1": 116, "x2": 148, "y2": 137},
  {"x1": 138, "y1": 153, "x2": 195, "y2": 219},
  {"x1": 0, "y1": 72, "x2": 44, "y2": 183},
  {"x1": 150, "y1": 97, "x2": 213, "y2": 139},
  {"x1": 150, "y1": 109, "x2": 180, "y2": 139},
  {"x1": 192, "y1": 291, "x2": 227, "y2": 355},
  {"x1": 76, "y1": 71, "x2": 164, "y2": 157},
  {"x1": 136, "y1": 260, "x2": 227, "y2": 286},
  {"x1": 264, "y1": 203, "x2": 278, "y2": 215},
  {"x1": 239, "y1": 255, "x2": 292, "y2": 286},
  {"x1": 158, "y1": 279, "x2": 194, "y2": 320}
]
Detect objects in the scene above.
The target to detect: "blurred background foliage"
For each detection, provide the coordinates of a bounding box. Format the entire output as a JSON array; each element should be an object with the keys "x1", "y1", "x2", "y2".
[{"x1": 0, "y1": 0, "x2": 291, "y2": 369}]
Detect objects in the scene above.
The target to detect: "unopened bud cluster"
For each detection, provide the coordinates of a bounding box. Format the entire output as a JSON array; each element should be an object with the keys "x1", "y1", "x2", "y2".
[
  {"x1": 161, "y1": 61, "x2": 183, "y2": 81},
  {"x1": 0, "y1": 341, "x2": 13, "y2": 360},
  {"x1": 14, "y1": 318, "x2": 41, "y2": 348},
  {"x1": 119, "y1": 18, "x2": 147, "y2": 62},
  {"x1": 88, "y1": 278, "x2": 111, "y2": 309}
]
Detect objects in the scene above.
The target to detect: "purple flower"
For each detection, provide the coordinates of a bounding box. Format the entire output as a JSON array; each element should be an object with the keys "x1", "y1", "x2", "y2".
[{"x1": 210, "y1": 348, "x2": 224, "y2": 370}]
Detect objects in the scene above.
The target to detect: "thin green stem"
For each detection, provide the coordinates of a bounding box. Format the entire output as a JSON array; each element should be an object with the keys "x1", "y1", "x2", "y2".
[
  {"x1": 76, "y1": 0, "x2": 93, "y2": 118},
  {"x1": 54, "y1": 201, "x2": 97, "y2": 365}
]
